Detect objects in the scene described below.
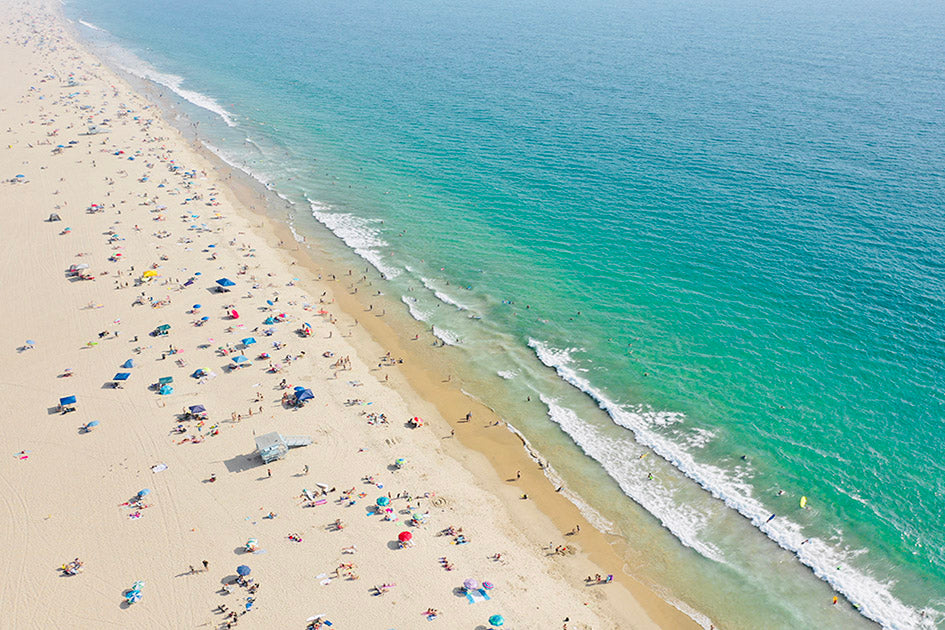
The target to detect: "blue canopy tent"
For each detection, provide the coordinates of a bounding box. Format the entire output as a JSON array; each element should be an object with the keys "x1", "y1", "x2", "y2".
[
  {"x1": 231, "y1": 355, "x2": 250, "y2": 367},
  {"x1": 59, "y1": 395, "x2": 77, "y2": 410},
  {"x1": 263, "y1": 316, "x2": 276, "y2": 325},
  {"x1": 296, "y1": 389, "x2": 314, "y2": 402},
  {"x1": 113, "y1": 372, "x2": 131, "y2": 381},
  {"x1": 159, "y1": 384, "x2": 174, "y2": 395},
  {"x1": 189, "y1": 404, "x2": 206, "y2": 414},
  {"x1": 216, "y1": 278, "x2": 235, "y2": 287},
  {"x1": 241, "y1": 337, "x2": 256, "y2": 346},
  {"x1": 121, "y1": 359, "x2": 134, "y2": 369}
]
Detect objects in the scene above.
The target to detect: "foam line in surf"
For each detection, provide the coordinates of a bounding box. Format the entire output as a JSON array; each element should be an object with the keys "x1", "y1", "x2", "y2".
[
  {"x1": 309, "y1": 202, "x2": 401, "y2": 279},
  {"x1": 528, "y1": 339, "x2": 932, "y2": 630}
]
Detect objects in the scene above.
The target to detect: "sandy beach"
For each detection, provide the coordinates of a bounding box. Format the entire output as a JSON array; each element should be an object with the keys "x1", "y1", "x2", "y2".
[{"x1": 0, "y1": 1, "x2": 702, "y2": 628}]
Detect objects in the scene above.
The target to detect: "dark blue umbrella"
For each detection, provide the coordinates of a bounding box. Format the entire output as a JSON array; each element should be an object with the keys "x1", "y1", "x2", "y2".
[
  {"x1": 266, "y1": 299, "x2": 274, "y2": 306},
  {"x1": 236, "y1": 565, "x2": 251, "y2": 576},
  {"x1": 189, "y1": 405, "x2": 206, "y2": 414},
  {"x1": 296, "y1": 389, "x2": 314, "y2": 402},
  {"x1": 216, "y1": 278, "x2": 235, "y2": 287}
]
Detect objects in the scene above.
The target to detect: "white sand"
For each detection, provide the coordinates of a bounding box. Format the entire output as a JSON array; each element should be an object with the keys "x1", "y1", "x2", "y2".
[{"x1": 0, "y1": 2, "x2": 682, "y2": 629}]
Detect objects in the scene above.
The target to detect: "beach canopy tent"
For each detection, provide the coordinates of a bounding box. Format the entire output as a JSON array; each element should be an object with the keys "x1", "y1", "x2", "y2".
[
  {"x1": 158, "y1": 376, "x2": 174, "y2": 385},
  {"x1": 255, "y1": 431, "x2": 312, "y2": 463},
  {"x1": 159, "y1": 384, "x2": 174, "y2": 395},
  {"x1": 189, "y1": 405, "x2": 206, "y2": 414},
  {"x1": 121, "y1": 359, "x2": 134, "y2": 369},
  {"x1": 241, "y1": 337, "x2": 256, "y2": 346},
  {"x1": 48, "y1": 213, "x2": 61, "y2": 222},
  {"x1": 142, "y1": 270, "x2": 158, "y2": 279},
  {"x1": 264, "y1": 317, "x2": 276, "y2": 325},
  {"x1": 231, "y1": 355, "x2": 250, "y2": 366},
  {"x1": 113, "y1": 372, "x2": 131, "y2": 381},
  {"x1": 192, "y1": 368, "x2": 209, "y2": 378},
  {"x1": 59, "y1": 395, "x2": 77, "y2": 407},
  {"x1": 296, "y1": 389, "x2": 314, "y2": 402},
  {"x1": 216, "y1": 278, "x2": 235, "y2": 287}
]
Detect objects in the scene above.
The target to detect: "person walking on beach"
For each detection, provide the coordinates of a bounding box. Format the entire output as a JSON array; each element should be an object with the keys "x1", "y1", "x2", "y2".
[
  {"x1": 202, "y1": 560, "x2": 209, "y2": 572},
  {"x1": 267, "y1": 468, "x2": 272, "y2": 478}
]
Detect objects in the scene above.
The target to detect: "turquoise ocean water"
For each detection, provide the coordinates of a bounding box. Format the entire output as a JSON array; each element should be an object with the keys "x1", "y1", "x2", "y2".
[{"x1": 64, "y1": 0, "x2": 945, "y2": 627}]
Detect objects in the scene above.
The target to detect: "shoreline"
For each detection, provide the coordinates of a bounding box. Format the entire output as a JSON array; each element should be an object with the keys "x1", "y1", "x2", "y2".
[{"x1": 0, "y1": 0, "x2": 704, "y2": 628}]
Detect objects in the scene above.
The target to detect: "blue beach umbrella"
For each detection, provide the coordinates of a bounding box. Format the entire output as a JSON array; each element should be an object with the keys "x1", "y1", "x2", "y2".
[
  {"x1": 236, "y1": 565, "x2": 251, "y2": 576},
  {"x1": 200, "y1": 316, "x2": 210, "y2": 321},
  {"x1": 138, "y1": 488, "x2": 151, "y2": 497},
  {"x1": 241, "y1": 337, "x2": 256, "y2": 346},
  {"x1": 266, "y1": 299, "x2": 274, "y2": 306},
  {"x1": 189, "y1": 405, "x2": 206, "y2": 414},
  {"x1": 121, "y1": 359, "x2": 134, "y2": 368},
  {"x1": 232, "y1": 355, "x2": 249, "y2": 365},
  {"x1": 489, "y1": 615, "x2": 505, "y2": 627},
  {"x1": 159, "y1": 384, "x2": 174, "y2": 395},
  {"x1": 263, "y1": 317, "x2": 276, "y2": 325},
  {"x1": 296, "y1": 389, "x2": 314, "y2": 402},
  {"x1": 193, "y1": 304, "x2": 202, "y2": 310},
  {"x1": 86, "y1": 420, "x2": 100, "y2": 428},
  {"x1": 113, "y1": 372, "x2": 131, "y2": 381},
  {"x1": 376, "y1": 496, "x2": 390, "y2": 507}
]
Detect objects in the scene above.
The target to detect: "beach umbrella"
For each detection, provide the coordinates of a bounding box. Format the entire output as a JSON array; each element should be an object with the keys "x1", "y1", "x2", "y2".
[
  {"x1": 489, "y1": 614, "x2": 505, "y2": 627},
  {"x1": 230, "y1": 310, "x2": 239, "y2": 319},
  {"x1": 241, "y1": 337, "x2": 256, "y2": 346},
  {"x1": 464, "y1": 578, "x2": 479, "y2": 591},
  {"x1": 189, "y1": 405, "x2": 206, "y2": 414},
  {"x1": 192, "y1": 368, "x2": 207, "y2": 378},
  {"x1": 216, "y1": 278, "x2": 235, "y2": 287},
  {"x1": 121, "y1": 359, "x2": 134, "y2": 368},
  {"x1": 126, "y1": 591, "x2": 141, "y2": 604},
  {"x1": 159, "y1": 384, "x2": 174, "y2": 395},
  {"x1": 193, "y1": 304, "x2": 202, "y2": 310},
  {"x1": 398, "y1": 531, "x2": 412, "y2": 543},
  {"x1": 296, "y1": 389, "x2": 314, "y2": 402},
  {"x1": 294, "y1": 385, "x2": 306, "y2": 392},
  {"x1": 266, "y1": 299, "x2": 274, "y2": 306},
  {"x1": 138, "y1": 488, "x2": 151, "y2": 497},
  {"x1": 236, "y1": 565, "x2": 251, "y2": 576},
  {"x1": 60, "y1": 395, "x2": 77, "y2": 406},
  {"x1": 86, "y1": 420, "x2": 100, "y2": 428},
  {"x1": 412, "y1": 512, "x2": 426, "y2": 522},
  {"x1": 376, "y1": 496, "x2": 390, "y2": 507},
  {"x1": 200, "y1": 316, "x2": 210, "y2": 321},
  {"x1": 482, "y1": 581, "x2": 494, "y2": 590},
  {"x1": 232, "y1": 355, "x2": 249, "y2": 365},
  {"x1": 395, "y1": 458, "x2": 407, "y2": 468},
  {"x1": 264, "y1": 316, "x2": 276, "y2": 325},
  {"x1": 113, "y1": 372, "x2": 131, "y2": 381}
]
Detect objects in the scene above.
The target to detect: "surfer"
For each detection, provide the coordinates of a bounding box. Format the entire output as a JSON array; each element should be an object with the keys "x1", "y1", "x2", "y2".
[{"x1": 766, "y1": 513, "x2": 776, "y2": 523}]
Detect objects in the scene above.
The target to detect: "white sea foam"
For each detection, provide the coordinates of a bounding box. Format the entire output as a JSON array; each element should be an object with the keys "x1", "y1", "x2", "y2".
[
  {"x1": 420, "y1": 276, "x2": 471, "y2": 311},
  {"x1": 113, "y1": 52, "x2": 236, "y2": 127},
  {"x1": 78, "y1": 19, "x2": 106, "y2": 32},
  {"x1": 496, "y1": 370, "x2": 517, "y2": 380},
  {"x1": 400, "y1": 296, "x2": 431, "y2": 322},
  {"x1": 539, "y1": 395, "x2": 722, "y2": 560},
  {"x1": 529, "y1": 338, "x2": 933, "y2": 630},
  {"x1": 203, "y1": 142, "x2": 273, "y2": 190},
  {"x1": 310, "y1": 202, "x2": 401, "y2": 279},
  {"x1": 431, "y1": 326, "x2": 460, "y2": 346}
]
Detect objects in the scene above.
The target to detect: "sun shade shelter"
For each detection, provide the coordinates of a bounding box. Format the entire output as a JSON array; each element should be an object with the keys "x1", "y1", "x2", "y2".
[{"x1": 254, "y1": 431, "x2": 313, "y2": 464}]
